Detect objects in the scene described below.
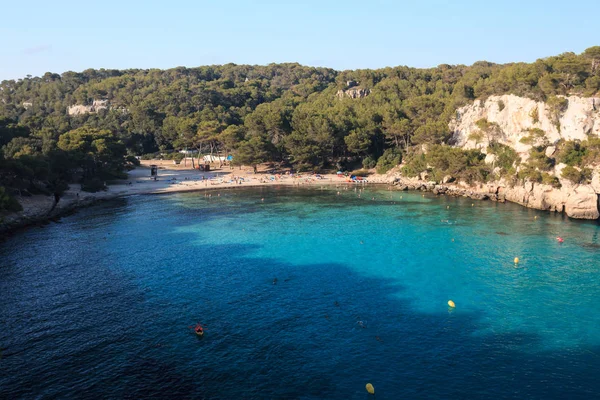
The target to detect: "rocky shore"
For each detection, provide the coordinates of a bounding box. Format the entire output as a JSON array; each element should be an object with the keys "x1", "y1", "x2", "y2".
[
  {"x1": 371, "y1": 174, "x2": 600, "y2": 220},
  {"x1": 3, "y1": 162, "x2": 600, "y2": 239},
  {"x1": 0, "y1": 191, "x2": 110, "y2": 238}
]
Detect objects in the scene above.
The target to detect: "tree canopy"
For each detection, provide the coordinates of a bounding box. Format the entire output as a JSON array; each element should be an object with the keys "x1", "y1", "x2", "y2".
[{"x1": 1, "y1": 48, "x2": 599, "y2": 210}]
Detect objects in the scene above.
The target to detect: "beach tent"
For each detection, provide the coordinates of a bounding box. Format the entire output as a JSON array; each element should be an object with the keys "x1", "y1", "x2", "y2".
[{"x1": 203, "y1": 155, "x2": 227, "y2": 162}]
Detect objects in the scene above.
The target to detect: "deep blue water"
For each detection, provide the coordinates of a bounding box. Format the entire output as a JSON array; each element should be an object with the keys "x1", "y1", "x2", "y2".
[{"x1": 2, "y1": 186, "x2": 600, "y2": 399}]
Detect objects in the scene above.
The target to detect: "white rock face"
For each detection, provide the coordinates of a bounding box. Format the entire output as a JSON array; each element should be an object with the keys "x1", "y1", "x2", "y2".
[
  {"x1": 447, "y1": 94, "x2": 600, "y2": 219},
  {"x1": 68, "y1": 99, "x2": 109, "y2": 116},
  {"x1": 450, "y1": 94, "x2": 600, "y2": 157},
  {"x1": 336, "y1": 87, "x2": 371, "y2": 99}
]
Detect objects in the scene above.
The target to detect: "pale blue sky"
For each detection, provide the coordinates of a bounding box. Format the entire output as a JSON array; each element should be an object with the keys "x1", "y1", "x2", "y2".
[{"x1": 1, "y1": 0, "x2": 598, "y2": 80}]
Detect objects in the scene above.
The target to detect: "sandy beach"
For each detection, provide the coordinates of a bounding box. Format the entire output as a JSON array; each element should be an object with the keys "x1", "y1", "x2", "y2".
[
  {"x1": 92, "y1": 160, "x2": 364, "y2": 199},
  {"x1": 0, "y1": 161, "x2": 371, "y2": 235}
]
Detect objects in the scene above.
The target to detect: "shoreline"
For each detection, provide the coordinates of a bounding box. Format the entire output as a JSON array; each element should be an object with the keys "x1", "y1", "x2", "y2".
[
  {"x1": 3, "y1": 162, "x2": 600, "y2": 237},
  {"x1": 0, "y1": 164, "x2": 361, "y2": 238}
]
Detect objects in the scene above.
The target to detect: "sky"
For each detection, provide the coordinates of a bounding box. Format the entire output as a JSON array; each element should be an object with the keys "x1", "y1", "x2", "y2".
[{"x1": 1, "y1": 0, "x2": 599, "y2": 81}]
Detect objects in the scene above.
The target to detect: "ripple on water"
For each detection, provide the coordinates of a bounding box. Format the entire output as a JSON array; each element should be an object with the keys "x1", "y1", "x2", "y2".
[{"x1": 1, "y1": 187, "x2": 600, "y2": 398}]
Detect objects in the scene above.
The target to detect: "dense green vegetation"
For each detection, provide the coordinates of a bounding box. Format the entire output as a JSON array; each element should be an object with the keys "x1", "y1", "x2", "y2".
[{"x1": 1, "y1": 47, "x2": 600, "y2": 211}]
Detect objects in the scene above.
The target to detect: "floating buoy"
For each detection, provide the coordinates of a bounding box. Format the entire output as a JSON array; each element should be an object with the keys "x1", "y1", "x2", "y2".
[
  {"x1": 448, "y1": 300, "x2": 456, "y2": 308},
  {"x1": 366, "y1": 383, "x2": 375, "y2": 395},
  {"x1": 471, "y1": 203, "x2": 474, "y2": 207},
  {"x1": 514, "y1": 257, "x2": 519, "y2": 264}
]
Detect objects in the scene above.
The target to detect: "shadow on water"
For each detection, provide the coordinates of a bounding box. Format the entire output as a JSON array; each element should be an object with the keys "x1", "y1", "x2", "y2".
[{"x1": 1, "y1": 190, "x2": 600, "y2": 399}]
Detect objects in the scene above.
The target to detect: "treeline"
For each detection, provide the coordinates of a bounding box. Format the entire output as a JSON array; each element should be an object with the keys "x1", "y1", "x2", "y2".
[
  {"x1": 1, "y1": 48, "x2": 600, "y2": 210},
  {"x1": 0, "y1": 117, "x2": 137, "y2": 212}
]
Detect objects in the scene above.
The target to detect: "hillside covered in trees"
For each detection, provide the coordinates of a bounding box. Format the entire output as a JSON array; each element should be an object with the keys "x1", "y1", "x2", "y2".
[{"x1": 1, "y1": 47, "x2": 600, "y2": 211}]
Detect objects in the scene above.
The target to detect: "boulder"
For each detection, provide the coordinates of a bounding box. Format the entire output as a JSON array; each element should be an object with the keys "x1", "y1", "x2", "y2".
[
  {"x1": 591, "y1": 169, "x2": 600, "y2": 193},
  {"x1": 484, "y1": 153, "x2": 497, "y2": 165},
  {"x1": 442, "y1": 175, "x2": 455, "y2": 184},
  {"x1": 565, "y1": 186, "x2": 600, "y2": 219}
]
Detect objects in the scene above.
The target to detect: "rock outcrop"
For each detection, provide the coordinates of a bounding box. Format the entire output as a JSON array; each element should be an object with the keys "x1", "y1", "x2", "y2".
[
  {"x1": 67, "y1": 99, "x2": 109, "y2": 116},
  {"x1": 450, "y1": 95, "x2": 600, "y2": 154},
  {"x1": 369, "y1": 167, "x2": 600, "y2": 220},
  {"x1": 336, "y1": 87, "x2": 371, "y2": 99},
  {"x1": 445, "y1": 94, "x2": 600, "y2": 219}
]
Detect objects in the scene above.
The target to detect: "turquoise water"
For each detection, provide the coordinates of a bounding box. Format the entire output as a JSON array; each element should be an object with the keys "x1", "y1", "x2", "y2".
[{"x1": 1, "y1": 186, "x2": 600, "y2": 398}]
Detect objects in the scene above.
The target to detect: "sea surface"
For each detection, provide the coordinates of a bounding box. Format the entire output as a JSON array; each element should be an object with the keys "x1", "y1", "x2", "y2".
[{"x1": 1, "y1": 186, "x2": 600, "y2": 399}]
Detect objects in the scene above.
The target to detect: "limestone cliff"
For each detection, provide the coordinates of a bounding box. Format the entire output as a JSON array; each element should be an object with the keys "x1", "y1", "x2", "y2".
[
  {"x1": 446, "y1": 94, "x2": 600, "y2": 219},
  {"x1": 450, "y1": 94, "x2": 600, "y2": 157}
]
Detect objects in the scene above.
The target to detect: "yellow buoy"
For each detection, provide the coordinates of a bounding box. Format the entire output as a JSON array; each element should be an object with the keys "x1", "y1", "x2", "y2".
[
  {"x1": 366, "y1": 383, "x2": 375, "y2": 395},
  {"x1": 514, "y1": 257, "x2": 519, "y2": 264},
  {"x1": 448, "y1": 300, "x2": 456, "y2": 308}
]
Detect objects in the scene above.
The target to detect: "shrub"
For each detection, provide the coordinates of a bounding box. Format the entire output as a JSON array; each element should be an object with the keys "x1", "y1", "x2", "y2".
[
  {"x1": 362, "y1": 156, "x2": 377, "y2": 169},
  {"x1": 541, "y1": 173, "x2": 561, "y2": 188},
  {"x1": 528, "y1": 146, "x2": 554, "y2": 170},
  {"x1": 556, "y1": 140, "x2": 586, "y2": 166},
  {"x1": 161, "y1": 152, "x2": 185, "y2": 161},
  {"x1": 81, "y1": 178, "x2": 106, "y2": 192},
  {"x1": 582, "y1": 137, "x2": 600, "y2": 165},
  {"x1": 547, "y1": 96, "x2": 568, "y2": 131},
  {"x1": 561, "y1": 165, "x2": 592, "y2": 184},
  {"x1": 529, "y1": 106, "x2": 539, "y2": 123},
  {"x1": 0, "y1": 186, "x2": 23, "y2": 212},
  {"x1": 519, "y1": 136, "x2": 534, "y2": 145},
  {"x1": 401, "y1": 153, "x2": 427, "y2": 178},
  {"x1": 126, "y1": 155, "x2": 141, "y2": 166},
  {"x1": 488, "y1": 141, "x2": 520, "y2": 170},
  {"x1": 475, "y1": 118, "x2": 503, "y2": 141},
  {"x1": 468, "y1": 130, "x2": 485, "y2": 144},
  {"x1": 518, "y1": 165, "x2": 542, "y2": 183},
  {"x1": 376, "y1": 149, "x2": 402, "y2": 174},
  {"x1": 519, "y1": 128, "x2": 547, "y2": 145}
]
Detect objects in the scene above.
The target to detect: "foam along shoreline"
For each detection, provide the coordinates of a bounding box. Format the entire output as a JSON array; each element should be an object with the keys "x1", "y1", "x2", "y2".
[{"x1": 0, "y1": 164, "x2": 364, "y2": 237}]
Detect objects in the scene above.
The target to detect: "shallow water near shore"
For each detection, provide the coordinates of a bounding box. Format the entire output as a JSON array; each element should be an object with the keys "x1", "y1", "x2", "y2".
[{"x1": 2, "y1": 186, "x2": 600, "y2": 399}]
